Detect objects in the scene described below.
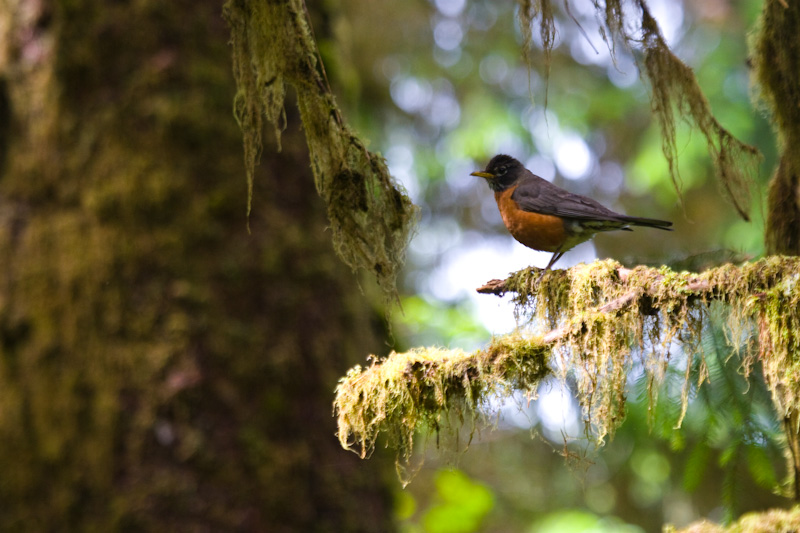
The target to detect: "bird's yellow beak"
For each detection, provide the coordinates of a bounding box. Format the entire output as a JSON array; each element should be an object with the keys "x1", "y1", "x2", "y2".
[{"x1": 470, "y1": 171, "x2": 494, "y2": 179}]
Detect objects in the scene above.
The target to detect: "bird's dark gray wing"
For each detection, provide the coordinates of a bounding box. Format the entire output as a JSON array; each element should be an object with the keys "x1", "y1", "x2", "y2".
[
  {"x1": 510, "y1": 171, "x2": 673, "y2": 229},
  {"x1": 510, "y1": 173, "x2": 623, "y2": 220}
]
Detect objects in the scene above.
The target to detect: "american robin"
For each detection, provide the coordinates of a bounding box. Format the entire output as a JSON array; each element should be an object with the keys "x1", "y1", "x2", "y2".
[{"x1": 471, "y1": 154, "x2": 672, "y2": 270}]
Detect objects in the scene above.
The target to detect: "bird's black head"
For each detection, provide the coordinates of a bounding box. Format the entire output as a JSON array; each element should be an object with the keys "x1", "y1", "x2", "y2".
[{"x1": 470, "y1": 154, "x2": 524, "y2": 192}]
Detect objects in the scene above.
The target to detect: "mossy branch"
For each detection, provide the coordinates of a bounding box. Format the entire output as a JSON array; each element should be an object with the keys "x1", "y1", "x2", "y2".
[
  {"x1": 335, "y1": 335, "x2": 550, "y2": 465},
  {"x1": 489, "y1": 257, "x2": 800, "y2": 427},
  {"x1": 336, "y1": 257, "x2": 800, "y2": 468},
  {"x1": 517, "y1": 0, "x2": 759, "y2": 219},
  {"x1": 223, "y1": 0, "x2": 417, "y2": 302}
]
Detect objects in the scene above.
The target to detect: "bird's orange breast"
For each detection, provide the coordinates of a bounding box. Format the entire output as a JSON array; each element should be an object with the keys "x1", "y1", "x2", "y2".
[{"x1": 495, "y1": 186, "x2": 566, "y2": 253}]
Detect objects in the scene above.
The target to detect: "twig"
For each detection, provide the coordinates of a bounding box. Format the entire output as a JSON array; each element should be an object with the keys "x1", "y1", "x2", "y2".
[{"x1": 476, "y1": 265, "x2": 715, "y2": 325}]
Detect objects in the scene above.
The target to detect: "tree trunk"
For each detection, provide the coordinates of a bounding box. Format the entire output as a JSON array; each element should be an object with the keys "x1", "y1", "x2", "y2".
[
  {"x1": 0, "y1": 1, "x2": 392, "y2": 530},
  {"x1": 753, "y1": 0, "x2": 800, "y2": 502}
]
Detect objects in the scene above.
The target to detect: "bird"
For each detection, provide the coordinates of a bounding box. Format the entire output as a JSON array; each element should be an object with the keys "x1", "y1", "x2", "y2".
[{"x1": 471, "y1": 154, "x2": 673, "y2": 270}]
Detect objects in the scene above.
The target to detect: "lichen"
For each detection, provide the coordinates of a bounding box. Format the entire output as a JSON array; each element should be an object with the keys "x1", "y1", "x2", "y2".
[
  {"x1": 337, "y1": 257, "x2": 800, "y2": 466},
  {"x1": 516, "y1": 0, "x2": 759, "y2": 219},
  {"x1": 223, "y1": 0, "x2": 417, "y2": 302}
]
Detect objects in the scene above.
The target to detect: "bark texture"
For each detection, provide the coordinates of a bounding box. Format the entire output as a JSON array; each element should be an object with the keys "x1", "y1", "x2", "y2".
[
  {"x1": 0, "y1": 0, "x2": 391, "y2": 530},
  {"x1": 753, "y1": 0, "x2": 800, "y2": 501}
]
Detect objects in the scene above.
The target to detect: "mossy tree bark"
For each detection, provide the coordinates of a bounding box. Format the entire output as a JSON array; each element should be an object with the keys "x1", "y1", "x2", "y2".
[
  {"x1": 0, "y1": 1, "x2": 391, "y2": 530},
  {"x1": 753, "y1": 0, "x2": 800, "y2": 502}
]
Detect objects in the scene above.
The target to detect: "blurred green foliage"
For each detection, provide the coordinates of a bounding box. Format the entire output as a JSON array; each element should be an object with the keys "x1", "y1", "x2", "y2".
[
  {"x1": 396, "y1": 296, "x2": 489, "y2": 349},
  {"x1": 531, "y1": 509, "x2": 644, "y2": 533},
  {"x1": 398, "y1": 469, "x2": 494, "y2": 533}
]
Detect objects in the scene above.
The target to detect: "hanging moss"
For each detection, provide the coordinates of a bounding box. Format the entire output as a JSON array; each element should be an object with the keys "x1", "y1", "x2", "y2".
[
  {"x1": 517, "y1": 0, "x2": 759, "y2": 219},
  {"x1": 336, "y1": 257, "x2": 800, "y2": 466},
  {"x1": 518, "y1": 0, "x2": 555, "y2": 105},
  {"x1": 335, "y1": 334, "x2": 549, "y2": 478},
  {"x1": 223, "y1": 0, "x2": 417, "y2": 303}
]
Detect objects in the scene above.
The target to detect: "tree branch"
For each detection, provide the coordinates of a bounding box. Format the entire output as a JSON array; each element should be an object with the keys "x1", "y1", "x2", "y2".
[
  {"x1": 477, "y1": 264, "x2": 711, "y2": 299},
  {"x1": 338, "y1": 257, "x2": 800, "y2": 467}
]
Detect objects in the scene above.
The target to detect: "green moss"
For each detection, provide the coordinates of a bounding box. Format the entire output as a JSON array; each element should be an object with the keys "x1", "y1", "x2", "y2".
[
  {"x1": 223, "y1": 0, "x2": 417, "y2": 303},
  {"x1": 338, "y1": 257, "x2": 800, "y2": 467},
  {"x1": 2, "y1": 0, "x2": 397, "y2": 528},
  {"x1": 512, "y1": 257, "x2": 800, "y2": 441},
  {"x1": 335, "y1": 333, "x2": 550, "y2": 479}
]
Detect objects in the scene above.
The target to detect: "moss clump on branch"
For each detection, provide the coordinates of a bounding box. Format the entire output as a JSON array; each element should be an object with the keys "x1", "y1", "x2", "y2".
[
  {"x1": 664, "y1": 505, "x2": 800, "y2": 533},
  {"x1": 338, "y1": 258, "x2": 800, "y2": 467},
  {"x1": 334, "y1": 334, "x2": 550, "y2": 468},
  {"x1": 517, "y1": 0, "x2": 759, "y2": 219},
  {"x1": 223, "y1": 0, "x2": 417, "y2": 302},
  {"x1": 505, "y1": 257, "x2": 800, "y2": 440}
]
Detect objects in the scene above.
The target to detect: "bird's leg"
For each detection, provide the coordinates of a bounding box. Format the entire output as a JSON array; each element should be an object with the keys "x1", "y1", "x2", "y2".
[
  {"x1": 544, "y1": 251, "x2": 565, "y2": 271},
  {"x1": 536, "y1": 250, "x2": 565, "y2": 284}
]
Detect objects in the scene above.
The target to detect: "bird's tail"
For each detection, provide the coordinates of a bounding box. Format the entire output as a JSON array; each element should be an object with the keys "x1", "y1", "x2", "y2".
[{"x1": 621, "y1": 215, "x2": 673, "y2": 230}]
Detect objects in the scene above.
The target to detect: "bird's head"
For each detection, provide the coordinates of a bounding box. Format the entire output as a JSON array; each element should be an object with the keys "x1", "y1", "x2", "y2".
[{"x1": 470, "y1": 154, "x2": 523, "y2": 192}]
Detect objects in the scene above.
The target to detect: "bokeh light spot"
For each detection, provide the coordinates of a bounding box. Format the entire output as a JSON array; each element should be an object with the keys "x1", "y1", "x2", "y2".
[
  {"x1": 434, "y1": 19, "x2": 464, "y2": 51},
  {"x1": 555, "y1": 133, "x2": 593, "y2": 180}
]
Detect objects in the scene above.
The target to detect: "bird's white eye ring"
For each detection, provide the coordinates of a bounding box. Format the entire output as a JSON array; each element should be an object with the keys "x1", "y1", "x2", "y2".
[{"x1": 497, "y1": 166, "x2": 507, "y2": 175}]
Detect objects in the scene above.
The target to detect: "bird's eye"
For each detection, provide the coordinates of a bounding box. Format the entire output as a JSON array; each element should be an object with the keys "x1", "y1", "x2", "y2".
[{"x1": 497, "y1": 165, "x2": 507, "y2": 175}]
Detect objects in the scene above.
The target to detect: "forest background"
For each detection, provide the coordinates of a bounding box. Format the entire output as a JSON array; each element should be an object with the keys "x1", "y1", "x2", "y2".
[{"x1": 0, "y1": 0, "x2": 796, "y2": 532}]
